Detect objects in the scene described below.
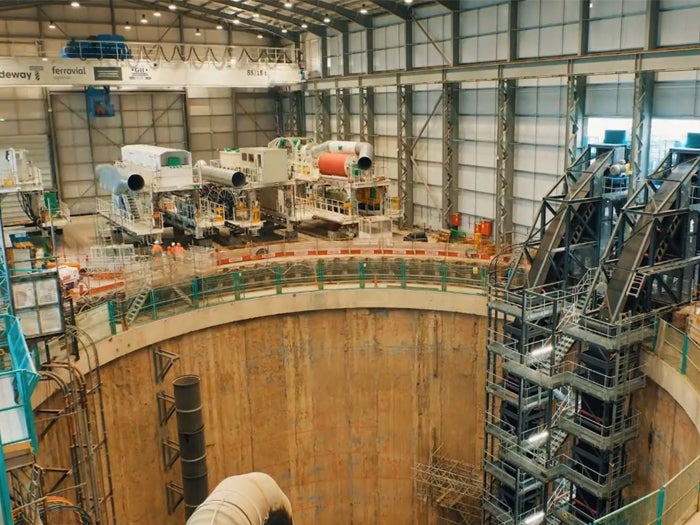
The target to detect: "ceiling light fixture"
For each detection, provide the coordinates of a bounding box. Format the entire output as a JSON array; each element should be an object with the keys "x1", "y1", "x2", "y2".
[
  {"x1": 282, "y1": 27, "x2": 288, "y2": 33},
  {"x1": 216, "y1": 21, "x2": 224, "y2": 29},
  {"x1": 405, "y1": 0, "x2": 413, "y2": 3},
  {"x1": 48, "y1": 21, "x2": 56, "y2": 29},
  {"x1": 0, "y1": 119, "x2": 6, "y2": 122},
  {"x1": 323, "y1": 14, "x2": 330, "y2": 23},
  {"x1": 233, "y1": 18, "x2": 240, "y2": 25},
  {"x1": 195, "y1": 28, "x2": 201, "y2": 36},
  {"x1": 301, "y1": 22, "x2": 308, "y2": 29},
  {"x1": 168, "y1": 2, "x2": 177, "y2": 10},
  {"x1": 42, "y1": 57, "x2": 48, "y2": 61},
  {"x1": 153, "y1": 9, "x2": 161, "y2": 17},
  {"x1": 140, "y1": 14, "x2": 148, "y2": 24},
  {"x1": 70, "y1": 1, "x2": 80, "y2": 7},
  {"x1": 360, "y1": 4, "x2": 368, "y2": 14},
  {"x1": 253, "y1": 10, "x2": 260, "y2": 18},
  {"x1": 124, "y1": 21, "x2": 131, "y2": 30},
  {"x1": 284, "y1": 1, "x2": 292, "y2": 7},
  {"x1": 257, "y1": 33, "x2": 263, "y2": 39}
]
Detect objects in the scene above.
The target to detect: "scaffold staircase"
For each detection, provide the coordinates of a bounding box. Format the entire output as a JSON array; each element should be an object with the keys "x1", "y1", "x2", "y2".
[
  {"x1": 124, "y1": 193, "x2": 141, "y2": 220},
  {"x1": 125, "y1": 280, "x2": 151, "y2": 326}
]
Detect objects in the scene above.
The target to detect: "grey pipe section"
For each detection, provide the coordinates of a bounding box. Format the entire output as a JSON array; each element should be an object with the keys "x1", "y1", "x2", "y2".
[
  {"x1": 173, "y1": 375, "x2": 209, "y2": 520},
  {"x1": 96, "y1": 164, "x2": 145, "y2": 194},
  {"x1": 196, "y1": 160, "x2": 246, "y2": 187},
  {"x1": 186, "y1": 472, "x2": 293, "y2": 525},
  {"x1": 308, "y1": 140, "x2": 374, "y2": 170}
]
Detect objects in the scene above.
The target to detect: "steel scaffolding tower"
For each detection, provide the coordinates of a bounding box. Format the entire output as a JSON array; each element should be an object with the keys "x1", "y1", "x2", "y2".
[{"x1": 484, "y1": 142, "x2": 632, "y2": 525}]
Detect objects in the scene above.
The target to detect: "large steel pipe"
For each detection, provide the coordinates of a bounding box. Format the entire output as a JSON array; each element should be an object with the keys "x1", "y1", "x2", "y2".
[
  {"x1": 173, "y1": 374, "x2": 209, "y2": 520},
  {"x1": 96, "y1": 164, "x2": 145, "y2": 194},
  {"x1": 309, "y1": 141, "x2": 374, "y2": 170},
  {"x1": 186, "y1": 472, "x2": 293, "y2": 525},
  {"x1": 196, "y1": 160, "x2": 246, "y2": 187}
]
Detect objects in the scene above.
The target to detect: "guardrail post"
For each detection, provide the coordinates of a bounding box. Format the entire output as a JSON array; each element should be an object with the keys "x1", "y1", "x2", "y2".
[
  {"x1": 233, "y1": 272, "x2": 241, "y2": 300},
  {"x1": 275, "y1": 266, "x2": 283, "y2": 294},
  {"x1": 359, "y1": 261, "x2": 365, "y2": 289},
  {"x1": 107, "y1": 300, "x2": 117, "y2": 335},
  {"x1": 440, "y1": 263, "x2": 448, "y2": 292},
  {"x1": 681, "y1": 333, "x2": 689, "y2": 375},
  {"x1": 651, "y1": 316, "x2": 659, "y2": 352},
  {"x1": 400, "y1": 261, "x2": 407, "y2": 288},
  {"x1": 191, "y1": 279, "x2": 199, "y2": 309},
  {"x1": 316, "y1": 261, "x2": 324, "y2": 290},
  {"x1": 655, "y1": 486, "x2": 665, "y2": 525},
  {"x1": 150, "y1": 290, "x2": 157, "y2": 320}
]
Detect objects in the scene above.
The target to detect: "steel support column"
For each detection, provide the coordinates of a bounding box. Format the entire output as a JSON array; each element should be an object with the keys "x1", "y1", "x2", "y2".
[
  {"x1": 360, "y1": 86, "x2": 375, "y2": 146},
  {"x1": 313, "y1": 90, "x2": 331, "y2": 142},
  {"x1": 508, "y1": 0, "x2": 519, "y2": 61},
  {"x1": 630, "y1": 70, "x2": 654, "y2": 196},
  {"x1": 336, "y1": 88, "x2": 351, "y2": 140},
  {"x1": 274, "y1": 90, "x2": 285, "y2": 137},
  {"x1": 288, "y1": 91, "x2": 304, "y2": 136},
  {"x1": 579, "y1": 0, "x2": 590, "y2": 55},
  {"x1": 398, "y1": 85, "x2": 414, "y2": 229},
  {"x1": 442, "y1": 82, "x2": 459, "y2": 227},
  {"x1": 496, "y1": 77, "x2": 515, "y2": 246},
  {"x1": 645, "y1": 0, "x2": 660, "y2": 51},
  {"x1": 565, "y1": 74, "x2": 586, "y2": 167}
]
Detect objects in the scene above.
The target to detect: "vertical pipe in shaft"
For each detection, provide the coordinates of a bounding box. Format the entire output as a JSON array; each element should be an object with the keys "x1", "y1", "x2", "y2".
[{"x1": 173, "y1": 375, "x2": 208, "y2": 520}]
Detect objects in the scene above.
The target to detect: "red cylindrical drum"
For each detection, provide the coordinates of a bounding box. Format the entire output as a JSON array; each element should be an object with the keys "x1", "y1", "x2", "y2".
[
  {"x1": 449, "y1": 212, "x2": 461, "y2": 227},
  {"x1": 318, "y1": 153, "x2": 352, "y2": 177},
  {"x1": 480, "y1": 219, "x2": 493, "y2": 237}
]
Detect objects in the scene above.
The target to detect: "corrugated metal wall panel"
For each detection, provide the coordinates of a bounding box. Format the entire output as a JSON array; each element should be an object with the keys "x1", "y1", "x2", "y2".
[{"x1": 0, "y1": 88, "x2": 51, "y2": 225}]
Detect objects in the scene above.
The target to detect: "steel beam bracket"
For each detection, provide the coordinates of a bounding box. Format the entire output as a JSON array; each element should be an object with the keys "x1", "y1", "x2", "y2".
[
  {"x1": 156, "y1": 391, "x2": 176, "y2": 426},
  {"x1": 161, "y1": 439, "x2": 180, "y2": 470},
  {"x1": 152, "y1": 347, "x2": 180, "y2": 384},
  {"x1": 165, "y1": 481, "x2": 183, "y2": 515}
]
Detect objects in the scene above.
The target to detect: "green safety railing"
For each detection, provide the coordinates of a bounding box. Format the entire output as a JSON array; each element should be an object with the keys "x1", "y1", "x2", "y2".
[
  {"x1": 105, "y1": 258, "x2": 489, "y2": 332},
  {"x1": 0, "y1": 314, "x2": 39, "y2": 525},
  {"x1": 592, "y1": 318, "x2": 700, "y2": 525}
]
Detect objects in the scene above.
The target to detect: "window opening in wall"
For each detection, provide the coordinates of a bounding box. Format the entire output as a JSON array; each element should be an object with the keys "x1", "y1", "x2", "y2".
[
  {"x1": 585, "y1": 117, "x2": 631, "y2": 147},
  {"x1": 587, "y1": 117, "x2": 700, "y2": 173},
  {"x1": 649, "y1": 119, "x2": 700, "y2": 167}
]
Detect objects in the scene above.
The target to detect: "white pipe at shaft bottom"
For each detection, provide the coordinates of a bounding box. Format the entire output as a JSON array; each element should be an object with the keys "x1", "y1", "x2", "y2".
[{"x1": 185, "y1": 472, "x2": 293, "y2": 525}]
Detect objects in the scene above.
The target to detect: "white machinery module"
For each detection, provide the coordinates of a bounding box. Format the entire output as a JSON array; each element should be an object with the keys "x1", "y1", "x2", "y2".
[
  {"x1": 96, "y1": 144, "x2": 222, "y2": 242},
  {"x1": 0, "y1": 148, "x2": 70, "y2": 229}
]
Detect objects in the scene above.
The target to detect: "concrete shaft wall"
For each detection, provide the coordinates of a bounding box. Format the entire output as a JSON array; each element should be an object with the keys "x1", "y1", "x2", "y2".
[
  {"x1": 83, "y1": 308, "x2": 486, "y2": 524},
  {"x1": 630, "y1": 380, "x2": 700, "y2": 500}
]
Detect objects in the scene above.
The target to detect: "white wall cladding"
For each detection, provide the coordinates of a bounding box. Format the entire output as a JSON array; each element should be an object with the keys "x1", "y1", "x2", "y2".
[
  {"x1": 0, "y1": 88, "x2": 52, "y2": 225},
  {"x1": 187, "y1": 88, "x2": 233, "y2": 163},
  {"x1": 588, "y1": 0, "x2": 646, "y2": 52},
  {"x1": 233, "y1": 93, "x2": 278, "y2": 148},
  {"x1": 659, "y1": 0, "x2": 700, "y2": 47},
  {"x1": 373, "y1": 22, "x2": 406, "y2": 72},
  {"x1": 348, "y1": 31, "x2": 367, "y2": 75},
  {"x1": 460, "y1": 1, "x2": 509, "y2": 63},
  {"x1": 458, "y1": 81, "x2": 497, "y2": 233},
  {"x1": 517, "y1": 0, "x2": 579, "y2": 58},
  {"x1": 586, "y1": 74, "x2": 635, "y2": 118},
  {"x1": 513, "y1": 79, "x2": 567, "y2": 240},
  {"x1": 412, "y1": 86, "x2": 444, "y2": 229},
  {"x1": 654, "y1": 71, "x2": 700, "y2": 118},
  {"x1": 412, "y1": 9, "x2": 452, "y2": 68},
  {"x1": 303, "y1": 36, "x2": 323, "y2": 78},
  {"x1": 326, "y1": 30, "x2": 343, "y2": 77}
]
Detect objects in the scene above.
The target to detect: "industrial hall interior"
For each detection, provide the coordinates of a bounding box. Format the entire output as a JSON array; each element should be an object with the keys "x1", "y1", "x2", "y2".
[{"x1": 5, "y1": 0, "x2": 700, "y2": 524}]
